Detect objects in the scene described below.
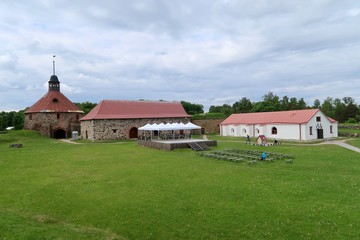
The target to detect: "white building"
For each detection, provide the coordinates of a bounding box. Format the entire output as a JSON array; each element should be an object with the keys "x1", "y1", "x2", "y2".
[{"x1": 220, "y1": 109, "x2": 338, "y2": 141}]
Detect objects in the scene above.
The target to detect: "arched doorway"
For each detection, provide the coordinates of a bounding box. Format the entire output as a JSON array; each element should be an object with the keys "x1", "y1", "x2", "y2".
[
  {"x1": 129, "y1": 127, "x2": 138, "y2": 139},
  {"x1": 54, "y1": 129, "x2": 66, "y2": 139}
]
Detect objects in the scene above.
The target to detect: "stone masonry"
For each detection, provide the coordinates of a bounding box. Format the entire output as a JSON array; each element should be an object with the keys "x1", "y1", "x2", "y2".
[
  {"x1": 24, "y1": 112, "x2": 84, "y2": 138},
  {"x1": 81, "y1": 117, "x2": 189, "y2": 140}
]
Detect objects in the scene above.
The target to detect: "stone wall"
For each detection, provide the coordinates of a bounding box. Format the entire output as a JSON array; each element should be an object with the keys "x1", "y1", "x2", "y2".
[
  {"x1": 24, "y1": 112, "x2": 84, "y2": 138},
  {"x1": 81, "y1": 117, "x2": 189, "y2": 141},
  {"x1": 191, "y1": 119, "x2": 225, "y2": 134}
]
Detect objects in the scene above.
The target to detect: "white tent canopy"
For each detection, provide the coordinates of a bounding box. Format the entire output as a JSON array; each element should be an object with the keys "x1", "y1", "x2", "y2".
[{"x1": 138, "y1": 122, "x2": 201, "y2": 131}]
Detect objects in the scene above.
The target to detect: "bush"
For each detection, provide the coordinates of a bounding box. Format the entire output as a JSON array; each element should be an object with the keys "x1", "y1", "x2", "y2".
[{"x1": 191, "y1": 113, "x2": 227, "y2": 120}]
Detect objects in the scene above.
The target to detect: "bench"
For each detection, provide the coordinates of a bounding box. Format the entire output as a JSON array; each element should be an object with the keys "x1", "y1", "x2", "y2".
[
  {"x1": 9, "y1": 143, "x2": 23, "y2": 148},
  {"x1": 248, "y1": 160, "x2": 257, "y2": 165}
]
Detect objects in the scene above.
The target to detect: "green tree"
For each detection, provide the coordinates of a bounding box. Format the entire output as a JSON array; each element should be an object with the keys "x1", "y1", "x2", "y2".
[
  {"x1": 297, "y1": 98, "x2": 307, "y2": 109},
  {"x1": 343, "y1": 97, "x2": 358, "y2": 121},
  {"x1": 313, "y1": 99, "x2": 321, "y2": 109},
  {"x1": 288, "y1": 97, "x2": 298, "y2": 110},
  {"x1": 0, "y1": 112, "x2": 7, "y2": 130},
  {"x1": 180, "y1": 101, "x2": 204, "y2": 115},
  {"x1": 280, "y1": 96, "x2": 290, "y2": 111},
  {"x1": 251, "y1": 92, "x2": 281, "y2": 112},
  {"x1": 334, "y1": 98, "x2": 346, "y2": 122},
  {"x1": 232, "y1": 97, "x2": 253, "y2": 113},
  {"x1": 321, "y1": 97, "x2": 335, "y2": 119},
  {"x1": 74, "y1": 102, "x2": 97, "y2": 114},
  {"x1": 12, "y1": 111, "x2": 24, "y2": 130}
]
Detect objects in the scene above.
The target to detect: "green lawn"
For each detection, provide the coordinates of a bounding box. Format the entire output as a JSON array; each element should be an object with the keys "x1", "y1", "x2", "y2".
[{"x1": 1, "y1": 131, "x2": 360, "y2": 239}]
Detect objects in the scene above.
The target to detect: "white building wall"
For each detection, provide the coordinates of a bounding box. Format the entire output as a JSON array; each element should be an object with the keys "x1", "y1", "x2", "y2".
[
  {"x1": 220, "y1": 110, "x2": 338, "y2": 141},
  {"x1": 304, "y1": 112, "x2": 338, "y2": 140}
]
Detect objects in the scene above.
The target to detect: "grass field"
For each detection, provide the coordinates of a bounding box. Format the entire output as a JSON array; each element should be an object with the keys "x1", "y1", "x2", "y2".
[{"x1": 1, "y1": 130, "x2": 360, "y2": 239}]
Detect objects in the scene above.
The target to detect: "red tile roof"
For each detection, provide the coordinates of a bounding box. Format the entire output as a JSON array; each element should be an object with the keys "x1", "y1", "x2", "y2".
[
  {"x1": 80, "y1": 100, "x2": 190, "y2": 121},
  {"x1": 220, "y1": 109, "x2": 336, "y2": 125},
  {"x1": 25, "y1": 91, "x2": 83, "y2": 113}
]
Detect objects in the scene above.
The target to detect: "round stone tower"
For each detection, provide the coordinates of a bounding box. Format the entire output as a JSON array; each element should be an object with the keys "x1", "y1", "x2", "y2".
[{"x1": 24, "y1": 74, "x2": 84, "y2": 138}]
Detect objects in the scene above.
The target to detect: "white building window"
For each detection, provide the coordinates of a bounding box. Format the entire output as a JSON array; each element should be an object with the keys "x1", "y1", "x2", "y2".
[{"x1": 272, "y1": 127, "x2": 277, "y2": 135}]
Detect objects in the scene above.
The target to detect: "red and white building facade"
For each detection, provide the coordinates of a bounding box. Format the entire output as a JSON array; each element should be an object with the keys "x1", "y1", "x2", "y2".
[{"x1": 220, "y1": 109, "x2": 338, "y2": 141}]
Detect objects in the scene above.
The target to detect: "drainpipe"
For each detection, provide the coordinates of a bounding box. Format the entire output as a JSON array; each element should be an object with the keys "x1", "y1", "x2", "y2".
[{"x1": 299, "y1": 124, "x2": 301, "y2": 140}]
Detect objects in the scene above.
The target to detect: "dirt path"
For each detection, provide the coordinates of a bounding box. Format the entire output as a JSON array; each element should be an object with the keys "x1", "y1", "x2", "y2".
[
  {"x1": 320, "y1": 139, "x2": 360, "y2": 153},
  {"x1": 60, "y1": 139, "x2": 81, "y2": 144}
]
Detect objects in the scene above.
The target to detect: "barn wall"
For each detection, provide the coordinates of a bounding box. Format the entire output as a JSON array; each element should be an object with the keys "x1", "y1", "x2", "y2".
[
  {"x1": 80, "y1": 117, "x2": 189, "y2": 140},
  {"x1": 191, "y1": 119, "x2": 224, "y2": 134}
]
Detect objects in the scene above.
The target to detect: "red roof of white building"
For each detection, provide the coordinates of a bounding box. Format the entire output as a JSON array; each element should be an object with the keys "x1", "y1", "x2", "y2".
[
  {"x1": 221, "y1": 109, "x2": 337, "y2": 125},
  {"x1": 80, "y1": 100, "x2": 190, "y2": 121}
]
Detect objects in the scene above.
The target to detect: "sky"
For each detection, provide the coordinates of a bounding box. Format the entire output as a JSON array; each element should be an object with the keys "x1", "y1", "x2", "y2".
[{"x1": 1, "y1": 0, "x2": 360, "y2": 112}]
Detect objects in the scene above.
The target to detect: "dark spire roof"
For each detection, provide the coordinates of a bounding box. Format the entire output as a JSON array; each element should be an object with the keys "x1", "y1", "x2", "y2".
[
  {"x1": 48, "y1": 75, "x2": 60, "y2": 92},
  {"x1": 49, "y1": 75, "x2": 59, "y2": 83}
]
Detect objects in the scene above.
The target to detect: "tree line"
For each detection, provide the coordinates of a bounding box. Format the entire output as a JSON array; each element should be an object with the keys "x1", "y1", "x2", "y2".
[
  {"x1": 1, "y1": 93, "x2": 359, "y2": 131},
  {"x1": 0, "y1": 110, "x2": 25, "y2": 131},
  {"x1": 206, "y1": 92, "x2": 359, "y2": 123}
]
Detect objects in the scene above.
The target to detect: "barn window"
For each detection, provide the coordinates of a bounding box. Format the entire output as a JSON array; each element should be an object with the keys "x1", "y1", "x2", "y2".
[
  {"x1": 231, "y1": 128, "x2": 235, "y2": 133},
  {"x1": 330, "y1": 125, "x2": 333, "y2": 133},
  {"x1": 310, "y1": 126, "x2": 313, "y2": 135},
  {"x1": 242, "y1": 129, "x2": 246, "y2": 133},
  {"x1": 316, "y1": 116, "x2": 321, "y2": 122},
  {"x1": 271, "y1": 127, "x2": 277, "y2": 135},
  {"x1": 29, "y1": 114, "x2": 32, "y2": 120},
  {"x1": 112, "y1": 129, "x2": 117, "y2": 133},
  {"x1": 57, "y1": 114, "x2": 60, "y2": 119},
  {"x1": 256, "y1": 128, "x2": 260, "y2": 134}
]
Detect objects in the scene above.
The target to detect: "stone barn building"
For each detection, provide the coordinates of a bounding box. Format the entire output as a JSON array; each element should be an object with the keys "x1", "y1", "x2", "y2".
[
  {"x1": 24, "y1": 74, "x2": 84, "y2": 138},
  {"x1": 80, "y1": 100, "x2": 190, "y2": 140}
]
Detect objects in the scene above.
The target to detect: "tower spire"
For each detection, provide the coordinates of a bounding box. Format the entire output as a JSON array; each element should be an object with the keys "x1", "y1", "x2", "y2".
[
  {"x1": 53, "y1": 55, "x2": 56, "y2": 75},
  {"x1": 49, "y1": 54, "x2": 60, "y2": 92}
]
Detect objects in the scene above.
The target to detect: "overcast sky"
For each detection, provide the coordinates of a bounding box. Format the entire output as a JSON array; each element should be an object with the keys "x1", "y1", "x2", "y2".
[{"x1": 1, "y1": 0, "x2": 359, "y2": 111}]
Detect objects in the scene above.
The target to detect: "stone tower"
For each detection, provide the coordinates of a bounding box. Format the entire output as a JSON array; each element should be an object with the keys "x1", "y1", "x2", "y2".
[{"x1": 24, "y1": 73, "x2": 84, "y2": 138}]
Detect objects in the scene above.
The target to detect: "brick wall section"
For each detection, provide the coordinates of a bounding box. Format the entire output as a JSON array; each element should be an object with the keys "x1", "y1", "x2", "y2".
[
  {"x1": 191, "y1": 119, "x2": 225, "y2": 134},
  {"x1": 24, "y1": 112, "x2": 84, "y2": 137},
  {"x1": 81, "y1": 117, "x2": 189, "y2": 140}
]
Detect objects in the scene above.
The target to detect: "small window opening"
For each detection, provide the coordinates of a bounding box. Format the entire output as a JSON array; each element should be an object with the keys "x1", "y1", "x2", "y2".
[{"x1": 272, "y1": 127, "x2": 277, "y2": 135}]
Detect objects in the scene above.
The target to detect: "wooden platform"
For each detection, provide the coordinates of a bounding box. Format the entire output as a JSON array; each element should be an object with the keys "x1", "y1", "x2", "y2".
[{"x1": 138, "y1": 139, "x2": 217, "y2": 151}]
